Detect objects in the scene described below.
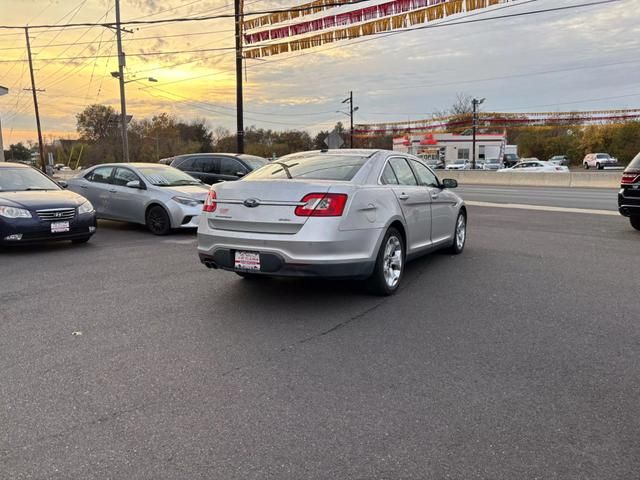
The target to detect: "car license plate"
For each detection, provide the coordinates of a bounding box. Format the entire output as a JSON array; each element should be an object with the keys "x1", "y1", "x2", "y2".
[
  {"x1": 51, "y1": 221, "x2": 70, "y2": 233},
  {"x1": 235, "y1": 251, "x2": 260, "y2": 271}
]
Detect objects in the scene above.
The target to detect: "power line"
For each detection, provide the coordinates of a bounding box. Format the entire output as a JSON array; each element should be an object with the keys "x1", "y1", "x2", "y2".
[
  {"x1": 0, "y1": 0, "x2": 376, "y2": 30},
  {"x1": 0, "y1": 28, "x2": 235, "y2": 51}
]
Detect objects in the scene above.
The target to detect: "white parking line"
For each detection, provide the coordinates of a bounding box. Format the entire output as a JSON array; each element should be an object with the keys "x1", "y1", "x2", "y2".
[{"x1": 466, "y1": 201, "x2": 618, "y2": 216}]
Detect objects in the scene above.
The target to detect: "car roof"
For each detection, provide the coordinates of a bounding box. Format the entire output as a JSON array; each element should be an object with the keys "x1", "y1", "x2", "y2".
[
  {"x1": 0, "y1": 162, "x2": 30, "y2": 168},
  {"x1": 88, "y1": 162, "x2": 171, "y2": 168}
]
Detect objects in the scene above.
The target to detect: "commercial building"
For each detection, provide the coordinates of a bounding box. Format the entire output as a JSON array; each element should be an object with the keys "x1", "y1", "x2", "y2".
[{"x1": 393, "y1": 132, "x2": 511, "y2": 166}]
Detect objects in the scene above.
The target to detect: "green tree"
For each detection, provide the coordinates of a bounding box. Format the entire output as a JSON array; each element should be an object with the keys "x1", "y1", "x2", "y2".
[
  {"x1": 76, "y1": 104, "x2": 118, "y2": 142},
  {"x1": 6, "y1": 142, "x2": 32, "y2": 161}
]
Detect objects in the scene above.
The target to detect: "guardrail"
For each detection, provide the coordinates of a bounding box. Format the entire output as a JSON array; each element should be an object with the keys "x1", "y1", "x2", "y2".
[{"x1": 440, "y1": 171, "x2": 622, "y2": 189}]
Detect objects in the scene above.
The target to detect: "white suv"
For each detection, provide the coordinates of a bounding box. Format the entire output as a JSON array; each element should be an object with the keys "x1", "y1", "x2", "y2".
[{"x1": 583, "y1": 153, "x2": 618, "y2": 170}]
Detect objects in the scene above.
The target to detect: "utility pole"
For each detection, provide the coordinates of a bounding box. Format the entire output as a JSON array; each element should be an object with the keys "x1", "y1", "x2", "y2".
[
  {"x1": 341, "y1": 92, "x2": 358, "y2": 148},
  {"x1": 349, "y1": 91, "x2": 354, "y2": 149},
  {"x1": 471, "y1": 97, "x2": 485, "y2": 170},
  {"x1": 115, "y1": 0, "x2": 129, "y2": 162},
  {"x1": 25, "y1": 28, "x2": 46, "y2": 172},
  {"x1": 234, "y1": 0, "x2": 244, "y2": 154},
  {"x1": 0, "y1": 85, "x2": 7, "y2": 163}
]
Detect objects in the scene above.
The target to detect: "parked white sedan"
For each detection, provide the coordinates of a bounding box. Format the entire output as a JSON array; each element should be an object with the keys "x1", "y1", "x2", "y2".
[{"x1": 498, "y1": 160, "x2": 569, "y2": 173}]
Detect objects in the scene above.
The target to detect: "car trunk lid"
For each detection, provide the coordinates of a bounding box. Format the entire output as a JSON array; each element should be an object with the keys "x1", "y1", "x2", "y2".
[{"x1": 207, "y1": 179, "x2": 333, "y2": 234}]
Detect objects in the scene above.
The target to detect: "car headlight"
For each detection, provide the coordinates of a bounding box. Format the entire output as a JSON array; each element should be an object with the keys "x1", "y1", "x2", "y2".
[
  {"x1": 172, "y1": 196, "x2": 200, "y2": 207},
  {"x1": 78, "y1": 201, "x2": 94, "y2": 214},
  {"x1": 0, "y1": 206, "x2": 32, "y2": 219}
]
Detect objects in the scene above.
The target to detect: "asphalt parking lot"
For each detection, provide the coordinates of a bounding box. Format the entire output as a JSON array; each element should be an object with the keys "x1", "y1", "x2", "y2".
[{"x1": 1, "y1": 195, "x2": 639, "y2": 479}]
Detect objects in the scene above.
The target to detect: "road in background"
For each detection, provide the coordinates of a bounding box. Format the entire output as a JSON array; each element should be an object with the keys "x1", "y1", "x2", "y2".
[
  {"x1": 1, "y1": 206, "x2": 639, "y2": 479},
  {"x1": 457, "y1": 185, "x2": 619, "y2": 211}
]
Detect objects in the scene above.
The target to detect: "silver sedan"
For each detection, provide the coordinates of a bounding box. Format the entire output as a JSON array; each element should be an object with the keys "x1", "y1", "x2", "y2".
[
  {"x1": 67, "y1": 163, "x2": 209, "y2": 235},
  {"x1": 197, "y1": 150, "x2": 467, "y2": 295}
]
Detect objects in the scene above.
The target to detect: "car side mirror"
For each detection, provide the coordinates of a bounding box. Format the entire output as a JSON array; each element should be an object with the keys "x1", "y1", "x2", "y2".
[
  {"x1": 441, "y1": 178, "x2": 458, "y2": 189},
  {"x1": 236, "y1": 171, "x2": 247, "y2": 178},
  {"x1": 126, "y1": 180, "x2": 143, "y2": 189},
  {"x1": 57, "y1": 180, "x2": 68, "y2": 189}
]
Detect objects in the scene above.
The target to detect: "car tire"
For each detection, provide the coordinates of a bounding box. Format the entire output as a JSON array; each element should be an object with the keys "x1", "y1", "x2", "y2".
[
  {"x1": 447, "y1": 211, "x2": 467, "y2": 254},
  {"x1": 596, "y1": 162, "x2": 602, "y2": 170},
  {"x1": 584, "y1": 163, "x2": 589, "y2": 169},
  {"x1": 630, "y1": 216, "x2": 640, "y2": 231},
  {"x1": 71, "y1": 236, "x2": 91, "y2": 244},
  {"x1": 146, "y1": 205, "x2": 171, "y2": 235},
  {"x1": 366, "y1": 227, "x2": 404, "y2": 296}
]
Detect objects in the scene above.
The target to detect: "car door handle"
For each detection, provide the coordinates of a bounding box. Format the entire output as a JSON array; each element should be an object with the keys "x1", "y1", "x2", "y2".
[
  {"x1": 109, "y1": 189, "x2": 116, "y2": 193},
  {"x1": 398, "y1": 193, "x2": 409, "y2": 201},
  {"x1": 431, "y1": 193, "x2": 439, "y2": 200},
  {"x1": 80, "y1": 185, "x2": 88, "y2": 189}
]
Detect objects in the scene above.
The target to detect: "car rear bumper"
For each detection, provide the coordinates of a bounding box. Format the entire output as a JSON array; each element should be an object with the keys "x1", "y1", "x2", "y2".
[
  {"x1": 197, "y1": 221, "x2": 382, "y2": 278},
  {"x1": 618, "y1": 189, "x2": 640, "y2": 217},
  {"x1": 198, "y1": 250, "x2": 375, "y2": 278},
  {"x1": 0, "y1": 213, "x2": 96, "y2": 245}
]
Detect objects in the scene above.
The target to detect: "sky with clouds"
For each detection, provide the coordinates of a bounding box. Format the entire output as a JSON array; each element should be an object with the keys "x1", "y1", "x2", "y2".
[{"x1": 0, "y1": 0, "x2": 639, "y2": 145}]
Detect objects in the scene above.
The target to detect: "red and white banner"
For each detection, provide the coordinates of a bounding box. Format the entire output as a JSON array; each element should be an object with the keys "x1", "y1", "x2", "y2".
[{"x1": 244, "y1": 0, "x2": 504, "y2": 58}]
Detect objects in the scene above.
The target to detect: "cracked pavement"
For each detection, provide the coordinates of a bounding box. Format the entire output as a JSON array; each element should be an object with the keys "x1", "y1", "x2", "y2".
[{"x1": 1, "y1": 207, "x2": 639, "y2": 479}]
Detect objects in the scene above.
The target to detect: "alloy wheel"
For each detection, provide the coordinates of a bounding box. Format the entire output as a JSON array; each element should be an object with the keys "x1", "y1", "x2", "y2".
[
  {"x1": 456, "y1": 215, "x2": 466, "y2": 250},
  {"x1": 382, "y1": 235, "x2": 403, "y2": 288}
]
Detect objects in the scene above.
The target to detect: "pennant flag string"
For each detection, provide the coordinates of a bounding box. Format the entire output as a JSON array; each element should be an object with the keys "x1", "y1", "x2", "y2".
[{"x1": 244, "y1": 0, "x2": 504, "y2": 58}]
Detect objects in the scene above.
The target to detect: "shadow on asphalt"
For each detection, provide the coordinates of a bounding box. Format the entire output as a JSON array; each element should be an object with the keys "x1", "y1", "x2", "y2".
[{"x1": 214, "y1": 247, "x2": 451, "y2": 303}]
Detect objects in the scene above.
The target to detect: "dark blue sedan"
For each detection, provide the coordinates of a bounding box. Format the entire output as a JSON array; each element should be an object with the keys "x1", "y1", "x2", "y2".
[{"x1": 0, "y1": 162, "x2": 96, "y2": 246}]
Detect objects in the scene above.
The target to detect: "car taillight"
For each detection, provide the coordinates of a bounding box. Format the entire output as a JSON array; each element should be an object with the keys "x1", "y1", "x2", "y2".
[
  {"x1": 621, "y1": 173, "x2": 640, "y2": 184},
  {"x1": 203, "y1": 190, "x2": 217, "y2": 212},
  {"x1": 295, "y1": 193, "x2": 348, "y2": 217}
]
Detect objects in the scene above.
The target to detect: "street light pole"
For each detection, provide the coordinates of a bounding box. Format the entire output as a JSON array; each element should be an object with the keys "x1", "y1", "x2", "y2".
[
  {"x1": 115, "y1": 0, "x2": 129, "y2": 162},
  {"x1": 472, "y1": 97, "x2": 485, "y2": 170}
]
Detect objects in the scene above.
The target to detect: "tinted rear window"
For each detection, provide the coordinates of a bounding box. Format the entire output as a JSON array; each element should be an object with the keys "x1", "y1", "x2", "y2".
[
  {"x1": 247, "y1": 154, "x2": 368, "y2": 181},
  {"x1": 596, "y1": 154, "x2": 610, "y2": 159}
]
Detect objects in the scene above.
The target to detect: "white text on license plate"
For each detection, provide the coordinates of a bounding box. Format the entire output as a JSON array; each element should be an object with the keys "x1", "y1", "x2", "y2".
[
  {"x1": 235, "y1": 251, "x2": 260, "y2": 271},
  {"x1": 51, "y1": 221, "x2": 70, "y2": 233}
]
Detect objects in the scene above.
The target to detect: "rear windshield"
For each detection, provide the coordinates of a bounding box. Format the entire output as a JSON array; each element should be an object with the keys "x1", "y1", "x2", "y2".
[
  {"x1": 246, "y1": 154, "x2": 368, "y2": 181},
  {"x1": 628, "y1": 152, "x2": 640, "y2": 169},
  {"x1": 596, "y1": 154, "x2": 610, "y2": 159}
]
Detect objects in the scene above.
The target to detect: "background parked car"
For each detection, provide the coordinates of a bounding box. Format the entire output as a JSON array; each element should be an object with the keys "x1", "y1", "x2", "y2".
[
  {"x1": 498, "y1": 160, "x2": 569, "y2": 173},
  {"x1": 421, "y1": 158, "x2": 445, "y2": 170},
  {"x1": 67, "y1": 163, "x2": 209, "y2": 235},
  {"x1": 445, "y1": 159, "x2": 472, "y2": 170},
  {"x1": 0, "y1": 162, "x2": 96, "y2": 245},
  {"x1": 503, "y1": 153, "x2": 520, "y2": 168},
  {"x1": 168, "y1": 153, "x2": 267, "y2": 184},
  {"x1": 583, "y1": 153, "x2": 618, "y2": 169},
  {"x1": 549, "y1": 155, "x2": 570, "y2": 166},
  {"x1": 482, "y1": 158, "x2": 503, "y2": 170},
  {"x1": 618, "y1": 151, "x2": 640, "y2": 230}
]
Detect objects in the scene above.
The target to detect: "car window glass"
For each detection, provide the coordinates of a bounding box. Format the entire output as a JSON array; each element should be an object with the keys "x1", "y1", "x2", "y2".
[
  {"x1": 381, "y1": 162, "x2": 399, "y2": 185},
  {"x1": 389, "y1": 158, "x2": 417, "y2": 186},
  {"x1": 220, "y1": 158, "x2": 246, "y2": 176},
  {"x1": 628, "y1": 152, "x2": 640, "y2": 169},
  {"x1": 410, "y1": 160, "x2": 438, "y2": 187},
  {"x1": 197, "y1": 157, "x2": 219, "y2": 174},
  {"x1": 86, "y1": 166, "x2": 114, "y2": 183},
  {"x1": 177, "y1": 157, "x2": 198, "y2": 171},
  {"x1": 112, "y1": 168, "x2": 140, "y2": 186}
]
